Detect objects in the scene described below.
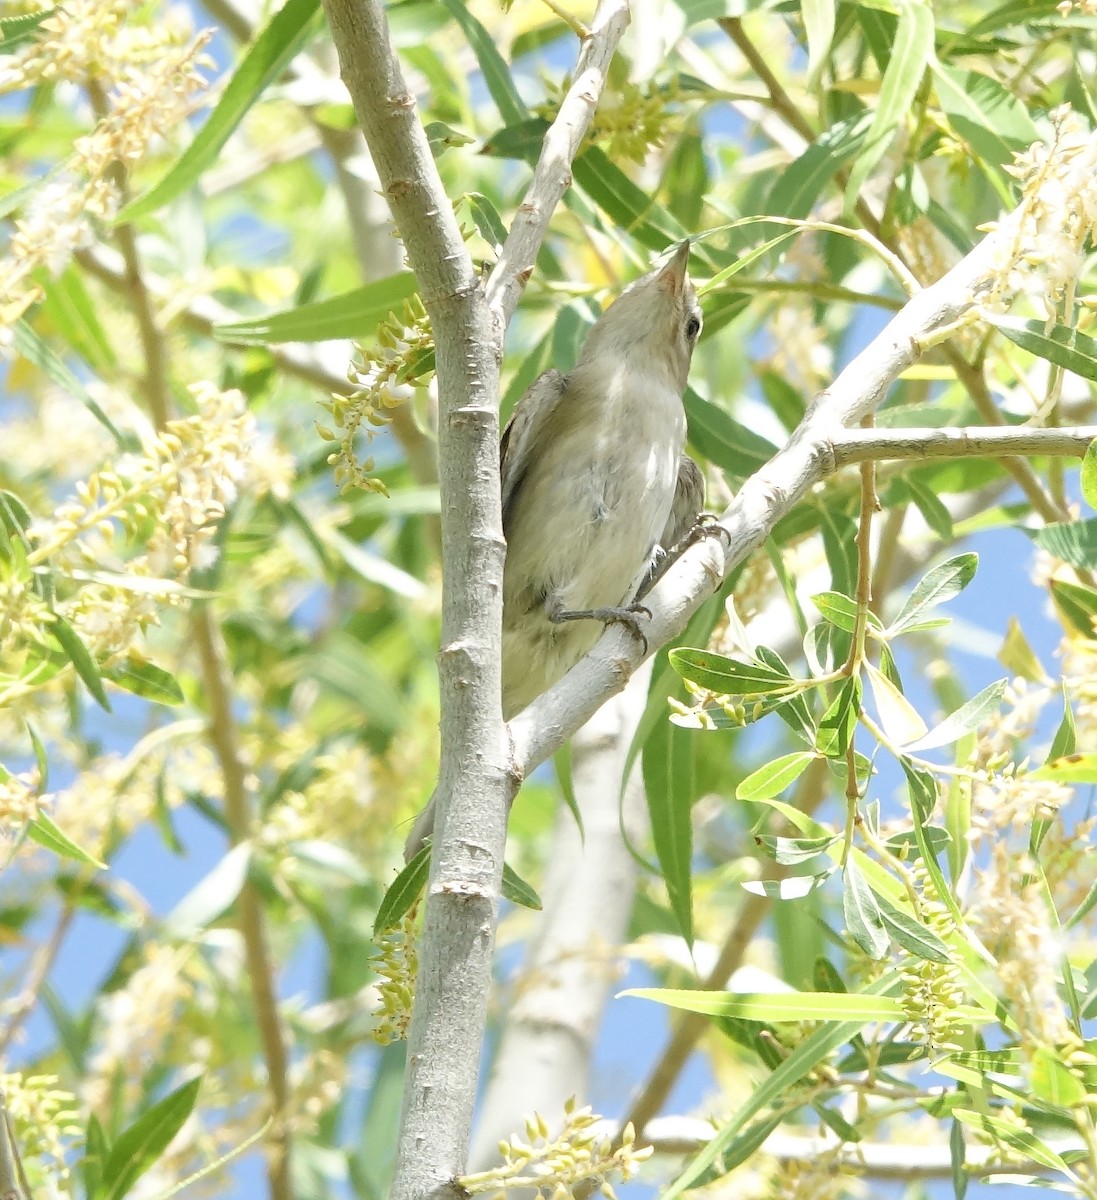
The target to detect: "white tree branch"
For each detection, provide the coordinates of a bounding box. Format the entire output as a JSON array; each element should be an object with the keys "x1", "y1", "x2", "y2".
[
  {"x1": 508, "y1": 212, "x2": 1047, "y2": 777},
  {"x1": 321, "y1": 3, "x2": 507, "y2": 1197},
  {"x1": 484, "y1": 0, "x2": 632, "y2": 329},
  {"x1": 829, "y1": 425, "x2": 1097, "y2": 465}
]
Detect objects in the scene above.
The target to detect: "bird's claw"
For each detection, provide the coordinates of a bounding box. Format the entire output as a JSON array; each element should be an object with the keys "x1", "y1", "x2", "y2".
[{"x1": 549, "y1": 602, "x2": 652, "y2": 655}]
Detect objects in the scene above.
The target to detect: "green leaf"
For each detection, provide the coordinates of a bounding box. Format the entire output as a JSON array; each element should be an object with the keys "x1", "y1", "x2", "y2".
[
  {"x1": 439, "y1": 0, "x2": 528, "y2": 125},
  {"x1": 643, "y1": 717, "x2": 697, "y2": 946},
  {"x1": 997, "y1": 615, "x2": 1047, "y2": 683},
  {"x1": 1030, "y1": 1045, "x2": 1087, "y2": 1107},
  {"x1": 0, "y1": 9, "x2": 48, "y2": 52},
  {"x1": 622, "y1": 987, "x2": 908, "y2": 1023},
  {"x1": 903, "y1": 678, "x2": 1007, "y2": 752},
  {"x1": 931, "y1": 64, "x2": 1041, "y2": 171},
  {"x1": 13, "y1": 320, "x2": 129, "y2": 448},
  {"x1": 374, "y1": 844, "x2": 430, "y2": 934},
  {"x1": 811, "y1": 591, "x2": 883, "y2": 635},
  {"x1": 1082, "y1": 439, "x2": 1097, "y2": 509},
  {"x1": 464, "y1": 191, "x2": 509, "y2": 252},
  {"x1": 684, "y1": 389, "x2": 779, "y2": 479},
  {"x1": 764, "y1": 114, "x2": 871, "y2": 221},
  {"x1": 102, "y1": 1076, "x2": 203, "y2": 1200},
  {"x1": 802, "y1": 0, "x2": 835, "y2": 80},
  {"x1": 1030, "y1": 752, "x2": 1097, "y2": 784},
  {"x1": 887, "y1": 553, "x2": 978, "y2": 636},
  {"x1": 885, "y1": 824, "x2": 951, "y2": 861},
  {"x1": 865, "y1": 660, "x2": 928, "y2": 746},
  {"x1": 50, "y1": 615, "x2": 111, "y2": 711},
  {"x1": 101, "y1": 657, "x2": 185, "y2": 706},
  {"x1": 991, "y1": 316, "x2": 1097, "y2": 381},
  {"x1": 669, "y1": 648, "x2": 792, "y2": 695},
  {"x1": 950, "y1": 1117, "x2": 967, "y2": 1200},
  {"x1": 1049, "y1": 577, "x2": 1097, "y2": 639},
  {"x1": 951, "y1": 1109, "x2": 1072, "y2": 1174},
  {"x1": 1030, "y1": 518, "x2": 1097, "y2": 570},
  {"x1": 572, "y1": 147, "x2": 686, "y2": 252},
  {"x1": 501, "y1": 862, "x2": 542, "y2": 911},
  {"x1": 83, "y1": 1114, "x2": 109, "y2": 1200},
  {"x1": 844, "y1": 0, "x2": 935, "y2": 209},
  {"x1": 117, "y1": 0, "x2": 323, "y2": 221},
  {"x1": 816, "y1": 674, "x2": 860, "y2": 758},
  {"x1": 755, "y1": 833, "x2": 839, "y2": 865},
  {"x1": 40, "y1": 266, "x2": 118, "y2": 373},
  {"x1": 213, "y1": 274, "x2": 419, "y2": 345},
  {"x1": 660, "y1": 972, "x2": 903, "y2": 1198},
  {"x1": 26, "y1": 810, "x2": 106, "y2": 869},
  {"x1": 843, "y1": 858, "x2": 890, "y2": 959},
  {"x1": 1047, "y1": 686, "x2": 1077, "y2": 763},
  {"x1": 901, "y1": 760, "x2": 965, "y2": 928},
  {"x1": 741, "y1": 873, "x2": 832, "y2": 899},
  {"x1": 874, "y1": 892, "x2": 951, "y2": 963},
  {"x1": 165, "y1": 843, "x2": 251, "y2": 937},
  {"x1": 736, "y1": 752, "x2": 815, "y2": 801}
]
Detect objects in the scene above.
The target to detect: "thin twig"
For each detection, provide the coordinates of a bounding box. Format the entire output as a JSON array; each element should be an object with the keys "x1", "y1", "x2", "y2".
[
  {"x1": 484, "y1": 0, "x2": 631, "y2": 329},
  {"x1": 828, "y1": 424, "x2": 1097, "y2": 466}
]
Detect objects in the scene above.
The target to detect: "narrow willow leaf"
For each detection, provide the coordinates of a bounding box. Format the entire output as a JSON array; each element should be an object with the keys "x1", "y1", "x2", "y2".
[
  {"x1": 951, "y1": 1110, "x2": 1072, "y2": 1174},
  {"x1": 865, "y1": 660, "x2": 928, "y2": 746},
  {"x1": 102, "y1": 657, "x2": 185, "y2": 706},
  {"x1": 1030, "y1": 1046, "x2": 1086, "y2": 1107},
  {"x1": 621, "y1": 987, "x2": 907, "y2": 1023},
  {"x1": 802, "y1": 0, "x2": 835, "y2": 80},
  {"x1": 102, "y1": 1076, "x2": 203, "y2": 1200},
  {"x1": 465, "y1": 191, "x2": 508, "y2": 252},
  {"x1": 756, "y1": 833, "x2": 839, "y2": 865},
  {"x1": 439, "y1": 0, "x2": 528, "y2": 125},
  {"x1": 660, "y1": 973, "x2": 903, "y2": 1198},
  {"x1": 903, "y1": 678, "x2": 1007, "y2": 752},
  {"x1": 812, "y1": 591, "x2": 857, "y2": 633},
  {"x1": 166, "y1": 843, "x2": 251, "y2": 937},
  {"x1": 50, "y1": 616, "x2": 111, "y2": 711},
  {"x1": 644, "y1": 718, "x2": 697, "y2": 946},
  {"x1": 573, "y1": 148, "x2": 687, "y2": 252},
  {"x1": 990, "y1": 315, "x2": 1097, "y2": 380},
  {"x1": 950, "y1": 1117, "x2": 967, "y2": 1200},
  {"x1": 27, "y1": 811, "x2": 106, "y2": 869},
  {"x1": 1029, "y1": 518, "x2": 1097, "y2": 570},
  {"x1": 501, "y1": 863, "x2": 542, "y2": 911},
  {"x1": 764, "y1": 114, "x2": 871, "y2": 221},
  {"x1": 888, "y1": 553, "x2": 978, "y2": 635},
  {"x1": 374, "y1": 845, "x2": 430, "y2": 934},
  {"x1": 1030, "y1": 752, "x2": 1097, "y2": 784},
  {"x1": 1047, "y1": 687, "x2": 1077, "y2": 763},
  {"x1": 736, "y1": 752, "x2": 816, "y2": 801},
  {"x1": 843, "y1": 858, "x2": 890, "y2": 959},
  {"x1": 997, "y1": 615, "x2": 1047, "y2": 683},
  {"x1": 901, "y1": 760, "x2": 965, "y2": 928},
  {"x1": 1049, "y1": 578, "x2": 1097, "y2": 639},
  {"x1": 684, "y1": 389, "x2": 779, "y2": 478},
  {"x1": 875, "y1": 893, "x2": 950, "y2": 963},
  {"x1": 213, "y1": 274, "x2": 419, "y2": 344},
  {"x1": 669, "y1": 647, "x2": 791, "y2": 695},
  {"x1": 13, "y1": 320, "x2": 129, "y2": 448},
  {"x1": 931, "y1": 65, "x2": 1041, "y2": 170},
  {"x1": 816, "y1": 674, "x2": 860, "y2": 758},
  {"x1": 1082, "y1": 438, "x2": 1097, "y2": 509},
  {"x1": 844, "y1": 0, "x2": 935, "y2": 208},
  {"x1": 741, "y1": 874, "x2": 831, "y2": 899},
  {"x1": 118, "y1": 0, "x2": 322, "y2": 222},
  {"x1": 885, "y1": 824, "x2": 951, "y2": 862}
]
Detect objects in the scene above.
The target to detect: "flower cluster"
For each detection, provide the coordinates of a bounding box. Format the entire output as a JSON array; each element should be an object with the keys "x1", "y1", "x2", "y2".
[
  {"x1": 370, "y1": 903, "x2": 419, "y2": 1046},
  {"x1": 537, "y1": 77, "x2": 671, "y2": 164},
  {"x1": 0, "y1": 3, "x2": 211, "y2": 340},
  {"x1": 0, "y1": 1071, "x2": 81, "y2": 1188},
  {"x1": 983, "y1": 106, "x2": 1097, "y2": 316},
  {"x1": 459, "y1": 1100, "x2": 653, "y2": 1200},
  {"x1": 318, "y1": 299, "x2": 434, "y2": 496},
  {"x1": 3, "y1": 384, "x2": 253, "y2": 684},
  {"x1": 900, "y1": 864, "x2": 966, "y2": 1052}
]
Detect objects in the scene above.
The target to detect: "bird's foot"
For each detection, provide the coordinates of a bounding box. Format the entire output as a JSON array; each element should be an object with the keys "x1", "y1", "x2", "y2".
[
  {"x1": 676, "y1": 511, "x2": 732, "y2": 554},
  {"x1": 549, "y1": 602, "x2": 653, "y2": 655}
]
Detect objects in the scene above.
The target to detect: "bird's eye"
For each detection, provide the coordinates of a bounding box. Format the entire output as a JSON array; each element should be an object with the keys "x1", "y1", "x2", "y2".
[{"x1": 685, "y1": 315, "x2": 702, "y2": 341}]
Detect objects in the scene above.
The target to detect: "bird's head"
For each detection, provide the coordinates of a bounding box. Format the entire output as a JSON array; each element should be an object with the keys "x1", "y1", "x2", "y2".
[{"x1": 577, "y1": 240, "x2": 702, "y2": 394}]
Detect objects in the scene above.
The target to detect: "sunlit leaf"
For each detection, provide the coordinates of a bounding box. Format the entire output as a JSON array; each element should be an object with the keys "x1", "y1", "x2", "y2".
[
  {"x1": 736, "y1": 751, "x2": 816, "y2": 801},
  {"x1": 887, "y1": 553, "x2": 978, "y2": 636},
  {"x1": 102, "y1": 1076, "x2": 203, "y2": 1200},
  {"x1": 843, "y1": 857, "x2": 890, "y2": 959},
  {"x1": 903, "y1": 678, "x2": 1007, "y2": 752}
]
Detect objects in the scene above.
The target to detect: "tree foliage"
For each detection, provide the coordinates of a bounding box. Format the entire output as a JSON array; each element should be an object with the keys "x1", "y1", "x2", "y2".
[{"x1": 1, "y1": 0, "x2": 1097, "y2": 1198}]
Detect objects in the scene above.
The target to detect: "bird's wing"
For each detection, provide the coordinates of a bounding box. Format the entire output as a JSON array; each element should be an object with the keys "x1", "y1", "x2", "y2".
[
  {"x1": 499, "y1": 368, "x2": 568, "y2": 529},
  {"x1": 659, "y1": 454, "x2": 705, "y2": 550}
]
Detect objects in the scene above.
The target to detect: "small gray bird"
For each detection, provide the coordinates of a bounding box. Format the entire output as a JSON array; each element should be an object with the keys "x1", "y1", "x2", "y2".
[{"x1": 405, "y1": 242, "x2": 703, "y2": 859}]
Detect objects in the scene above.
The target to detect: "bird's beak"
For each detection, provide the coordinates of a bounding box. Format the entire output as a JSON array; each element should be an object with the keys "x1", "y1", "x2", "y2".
[{"x1": 655, "y1": 239, "x2": 691, "y2": 296}]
